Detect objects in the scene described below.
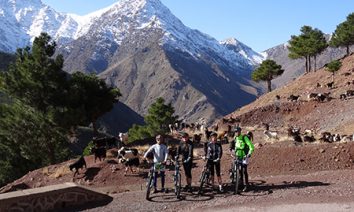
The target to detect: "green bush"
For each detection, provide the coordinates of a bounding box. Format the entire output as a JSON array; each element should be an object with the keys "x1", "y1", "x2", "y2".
[{"x1": 83, "y1": 141, "x2": 94, "y2": 156}]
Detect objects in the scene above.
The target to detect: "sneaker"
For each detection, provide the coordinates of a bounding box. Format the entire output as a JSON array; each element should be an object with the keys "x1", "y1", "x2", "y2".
[
  {"x1": 188, "y1": 186, "x2": 193, "y2": 193},
  {"x1": 219, "y1": 185, "x2": 224, "y2": 193},
  {"x1": 152, "y1": 188, "x2": 158, "y2": 193},
  {"x1": 161, "y1": 188, "x2": 168, "y2": 193}
]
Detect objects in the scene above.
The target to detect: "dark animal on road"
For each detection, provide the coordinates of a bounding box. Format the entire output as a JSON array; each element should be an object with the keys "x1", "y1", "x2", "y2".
[
  {"x1": 69, "y1": 156, "x2": 87, "y2": 177},
  {"x1": 91, "y1": 147, "x2": 106, "y2": 163}
]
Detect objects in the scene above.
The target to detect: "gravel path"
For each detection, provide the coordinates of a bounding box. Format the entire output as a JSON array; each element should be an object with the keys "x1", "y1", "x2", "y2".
[{"x1": 85, "y1": 169, "x2": 354, "y2": 212}]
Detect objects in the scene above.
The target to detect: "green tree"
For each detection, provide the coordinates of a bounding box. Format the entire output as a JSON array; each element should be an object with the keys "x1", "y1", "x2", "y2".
[
  {"x1": 309, "y1": 28, "x2": 328, "y2": 71},
  {"x1": 330, "y1": 13, "x2": 354, "y2": 56},
  {"x1": 252, "y1": 59, "x2": 284, "y2": 92},
  {"x1": 127, "y1": 98, "x2": 178, "y2": 143},
  {"x1": 0, "y1": 52, "x2": 15, "y2": 71},
  {"x1": 68, "y1": 72, "x2": 121, "y2": 135},
  {"x1": 4, "y1": 33, "x2": 69, "y2": 122},
  {"x1": 128, "y1": 124, "x2": 151, "y2": 143},
  {"x1": 288, "y1": 26, "x2": 328, "y2": 73},
  {"x1": 0, "y1": 99, "x2": 70, "y2": 187},
  {"x1": 325, "y1": 60, "x2": 342, "y2": 83},
  {"x1": 145, "y1": 97, "x2": 178, "y2": 135}
]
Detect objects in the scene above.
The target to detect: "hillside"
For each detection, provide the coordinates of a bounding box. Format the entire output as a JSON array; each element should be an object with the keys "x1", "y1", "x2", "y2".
[
  {"x1": 223, "y1": 54, "x2": 354, "y2": 135},
  {"x1": 0, "y1": 51, "x2": 15, "y2": 71},
  {"x1": 0, "y1": 0, "x2": 265, "y2": 124},
  {"x1": 264, "y1": 42, "x2": 354, "y2": 88}
]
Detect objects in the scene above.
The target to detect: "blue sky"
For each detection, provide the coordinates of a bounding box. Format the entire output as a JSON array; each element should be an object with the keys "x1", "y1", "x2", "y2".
[{"x1": 42, "y1": 0, "x2": 353, "y2": 52}]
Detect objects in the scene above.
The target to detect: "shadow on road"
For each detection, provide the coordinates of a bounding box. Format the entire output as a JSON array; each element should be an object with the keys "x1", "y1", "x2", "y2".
[
  {"x1": 84, "y1": 167, "x2": 101, "y2": 181},
  {"x1": 148, "y1": 187, "x2": 214, "y2": 203},
  {"x1": 252, "y1": 180, "x2": 330, "y2": 192}
]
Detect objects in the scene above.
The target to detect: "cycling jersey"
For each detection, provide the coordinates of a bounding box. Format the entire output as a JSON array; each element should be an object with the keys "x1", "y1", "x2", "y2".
[{"x1": 233, "y1": 135, "x2": 254, "y2": 159}]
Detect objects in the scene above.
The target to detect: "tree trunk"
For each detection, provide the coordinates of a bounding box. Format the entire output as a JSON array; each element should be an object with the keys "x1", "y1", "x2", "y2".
[
  {"x1": 92, "y1": 119, "x2": 98, "y2": 136},
  {"x1": 314, "y1": 55, "x2": 317, "y2": 72},
  {"x1": 308, "y1": 55, "x2": 312, "y2": 72},
  {"x1": 347, "y1": 45, "x2": 350, "y2": 56},
  {"x1": 305, "y1": 56, "x2": 308, "y2": 73},
  {"x1": 267, "y1": 80, "x2": 272, "y2": 92},
  {"x1": 332, "y1": 73, "x2": 335, "y2": 84}
]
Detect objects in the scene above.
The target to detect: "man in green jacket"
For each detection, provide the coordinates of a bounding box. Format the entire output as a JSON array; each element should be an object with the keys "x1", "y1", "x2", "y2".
[{"x1": 229, "y1": 126, "x2": 254, "y2": 192}]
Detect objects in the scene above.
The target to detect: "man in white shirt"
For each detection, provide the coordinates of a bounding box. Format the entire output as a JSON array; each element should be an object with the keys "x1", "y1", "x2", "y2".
[{"x1": 144, "y1": 134, "x2": 169, "y2": 193}]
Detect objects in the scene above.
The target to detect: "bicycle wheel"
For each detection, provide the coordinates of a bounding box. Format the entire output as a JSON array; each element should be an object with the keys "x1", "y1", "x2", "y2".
[
  {"x1": 146, "y1": 170, "x2": 154, "y2": 200},
  {"x1": 234, "y1": 164, "x2": 240, "y2": 195},
  {"x1": 175, "y1": 172, "x2": 182, "y2": 199},
  {"x1": 198, "y1": 171, "x2": 207, "y2": 195}
]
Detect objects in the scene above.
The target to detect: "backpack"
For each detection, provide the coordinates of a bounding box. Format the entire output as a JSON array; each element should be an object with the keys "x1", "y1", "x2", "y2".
[{"x1": 243, "y1": 135, "x2": 250, "y2": 155}]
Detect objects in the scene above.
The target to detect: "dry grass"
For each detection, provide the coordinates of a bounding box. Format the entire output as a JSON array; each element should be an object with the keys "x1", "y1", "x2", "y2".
[
  {"x1": 49, "y1": 166, "x2": 71, "y2": 179},
  {"x1": 41, "y1": 167, "x2": 50, "y2": 176}
]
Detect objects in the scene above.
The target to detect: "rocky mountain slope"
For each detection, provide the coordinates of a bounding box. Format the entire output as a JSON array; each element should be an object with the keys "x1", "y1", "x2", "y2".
[
  {"x1": 0, "y1": 0, "x2": 266, "y2": 124},
  {"x1": 263, "y1": 41, "x2": 354, "y2": 88},
  {"x1": 223, "y1": 54, "x2": 354, "y2": 136}
]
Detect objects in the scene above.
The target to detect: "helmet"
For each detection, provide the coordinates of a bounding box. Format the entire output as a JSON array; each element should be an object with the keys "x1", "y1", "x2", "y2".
[
  {"x1": 234, "y1": 126, "x2": 242, "y2": 132},
  {"x1": 210, "y1": 132, "x2": 218, "y2": 137}
]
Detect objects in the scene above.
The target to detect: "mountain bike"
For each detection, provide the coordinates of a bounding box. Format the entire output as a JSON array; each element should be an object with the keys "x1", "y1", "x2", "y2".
[
  {"x1": 145, "y1": 163, "x2": 155, "y2": 200},
  {"x1": 173, "y1": 159, "x2": 182, "y2": 199},
  {"x1": 230, "y1": 155, "x2": 246, "y2": 195},
  {"x1": 198, "y1": 159, "x2": 211, "y2": 195}
]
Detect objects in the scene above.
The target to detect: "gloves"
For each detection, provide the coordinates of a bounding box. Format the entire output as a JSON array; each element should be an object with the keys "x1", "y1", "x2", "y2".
[
  {"x1": 183, "y1": 160, "x2": 188, "y2": 163},
  {"x1": 213, "y1": 158, "x2": 220, "y2": 163}
]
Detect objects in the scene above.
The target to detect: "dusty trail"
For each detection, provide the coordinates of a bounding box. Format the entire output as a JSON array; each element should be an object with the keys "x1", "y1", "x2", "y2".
[{"x1": 86, "y1": 169, "x2": 354, "y2": 212}]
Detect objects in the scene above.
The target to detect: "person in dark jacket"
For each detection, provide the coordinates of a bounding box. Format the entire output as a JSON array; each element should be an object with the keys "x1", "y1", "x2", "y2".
[
  {"x1": 176, "y1": 132, "x2": 194, "y2": 191},
  {"x1": 204, "y1": 132, "x2": 223, "y2": 192}
]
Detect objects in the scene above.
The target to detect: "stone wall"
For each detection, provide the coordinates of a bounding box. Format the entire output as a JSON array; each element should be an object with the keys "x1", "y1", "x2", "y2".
[{"x1": 0, "y1": 182, "x2": 113, "y2": 211}]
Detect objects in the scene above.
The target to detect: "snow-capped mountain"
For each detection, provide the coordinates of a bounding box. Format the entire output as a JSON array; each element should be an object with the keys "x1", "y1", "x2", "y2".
[
  {"x1": 220, "y1": 38, "x2": 265, "y2": 65},
  {"x1": 0, "y1": 0, "x2": 265, "y2": 123},
  {"x1": 0, "y1": 0, "x2": 262, "y2": 71}
]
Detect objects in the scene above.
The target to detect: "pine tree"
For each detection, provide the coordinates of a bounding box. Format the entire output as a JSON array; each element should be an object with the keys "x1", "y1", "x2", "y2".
[
  {"x1": 288, "y1": 26, "x2": 328, "y2": 73},
  {"x1": 252, "y1": 59, "x2": 284, "y2": 92},
  {"x1": 5, "y1": 33, "x2": 68, "y2": 115},
  {"x1": 330, "y1": 13, "x2": 354, "y2": 56},
  {"x1": 68, "y1": 72, "x2": 121, "y2": 134},
  {"x1": 128, "y1": 97, "x2": 178, "y2": 143},
  {"x1": 309, "y1": 28, "x2": 328, "y2": 71},
  {"x1": 325, "y1": 60, "x2": 342, "y2": 83}
]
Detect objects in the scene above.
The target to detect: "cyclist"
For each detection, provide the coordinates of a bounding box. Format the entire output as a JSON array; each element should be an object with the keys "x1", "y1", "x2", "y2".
[
  {"x1": 143, "y1": 134, "x2": 169, "y2": 193},
  {"x1": 229, "y1": 127, "x2": 254, "y2": 192},
  {"x1": 203, "y1": 132, "x2": 223, "y2": 192},
  {"x1": 176, "y1": 132, "x2": 194, "y2": 192}
]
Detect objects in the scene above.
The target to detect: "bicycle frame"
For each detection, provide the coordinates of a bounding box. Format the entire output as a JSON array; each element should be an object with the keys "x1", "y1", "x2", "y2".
[
  {"x1": 174, "y1": 160, "x2": 182, "y2": 199},
  {"x1": 146, "y1": 163, "x2": 155, "y2": 200},
  {"x1": 198, "y1": 160, "x2": 211, "y2": 194},
  {"x1": 232, "y1": 157, "x2": 243, "y2": 194}
]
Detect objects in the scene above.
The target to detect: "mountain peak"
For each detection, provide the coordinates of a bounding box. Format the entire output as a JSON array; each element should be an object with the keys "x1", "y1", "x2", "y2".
[{"x1": 220, "y1": 37, "x2": 241, "y2": 46}]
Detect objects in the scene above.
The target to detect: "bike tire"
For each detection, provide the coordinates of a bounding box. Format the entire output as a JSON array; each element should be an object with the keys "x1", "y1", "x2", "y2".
[
  {"x1": 198, "y1": 171, "x2": 206, "y2": 195},
  {"x1": 175, "y1": 172, "x2": 182, "y2": 199},
  {"x1": 146, "y1": 170, "x2": 154, "y2": 200},
  {"x1": 234, "y1": 164, "x2": 240, "y2": 195}
]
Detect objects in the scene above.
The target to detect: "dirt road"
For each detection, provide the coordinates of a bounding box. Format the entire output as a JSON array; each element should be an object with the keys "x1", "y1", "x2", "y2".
[{"x1": 86, "y1": 169, "x2": 354, "y2": 212}]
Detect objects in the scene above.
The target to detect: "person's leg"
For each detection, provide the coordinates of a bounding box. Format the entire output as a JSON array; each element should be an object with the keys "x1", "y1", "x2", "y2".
[
  {"x1": 239, "y1": 165, "x2": 244, "y2": 189},
  {"x1": 208, "y1": 160, "x2": 215, "y2": 185},
  {"x1": 153, "y1": 171, "x2": 158, "y2": 191},
  {"x1": 243, "y1": 165, "x2": 249, "y2": 191},
  {"x1": 186, "y1": 162, "x2": 192, "y2": 191},
  {"x1": 183, "y1": 163, "x2": 191, "y2": 188},
  {"x1": 216, "y1": 162, "x2": 223, "y2": 192},
  {"x1": 161, "y1": 171, "x2": 166, "y2": 192}
]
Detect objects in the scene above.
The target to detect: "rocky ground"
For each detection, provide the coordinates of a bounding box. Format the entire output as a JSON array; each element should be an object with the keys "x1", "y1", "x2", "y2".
[
  {"x1": 221, "y1": 54, "x2": 354, "y2": 135},
  {"x1": 2, "y1": 140, "x2": 354, "y2": 211}
]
